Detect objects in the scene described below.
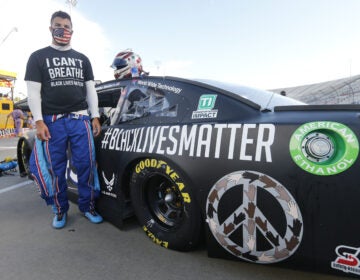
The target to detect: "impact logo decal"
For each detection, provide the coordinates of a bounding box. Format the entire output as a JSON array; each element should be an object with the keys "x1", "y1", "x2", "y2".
[
  {"x1": 206, "y1": 170, "x2": 303, "y2": 263},
  {"x1": 192, "y1": 94, "x2": 218, "y2": 119},
  {"x1": 331, "y1": 245, "x2": 360, "y2": 275},
  {"x1": 290, "y1": 121, "x2": 359, "y2": 176}
]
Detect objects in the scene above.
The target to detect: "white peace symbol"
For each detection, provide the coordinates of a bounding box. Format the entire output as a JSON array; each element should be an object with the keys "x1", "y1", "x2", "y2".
[{"x1": 206, "y1": 170, "x2": 303, "y2": 264}]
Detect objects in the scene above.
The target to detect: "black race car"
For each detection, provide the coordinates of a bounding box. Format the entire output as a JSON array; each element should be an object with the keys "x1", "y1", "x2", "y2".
[{"x1": 17, "y1": 76, "x2": 360, "y2": 278}]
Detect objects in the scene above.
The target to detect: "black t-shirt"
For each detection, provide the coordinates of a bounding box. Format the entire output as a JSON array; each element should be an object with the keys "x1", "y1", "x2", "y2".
[{"x1": 24, "y1": 46, "x2": 94, "y2": 115}]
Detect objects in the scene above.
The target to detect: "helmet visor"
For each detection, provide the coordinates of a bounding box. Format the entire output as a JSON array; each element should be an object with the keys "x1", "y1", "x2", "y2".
[{"x1": 111, "y1": 58, "x2": 128, "y2": 70}]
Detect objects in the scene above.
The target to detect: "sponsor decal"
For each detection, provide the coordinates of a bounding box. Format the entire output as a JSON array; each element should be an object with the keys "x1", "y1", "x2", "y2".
[
  {"x1": 96, "y1": 81, "x2": 122, "y2": 91},
  {"x1": 197, "y1": 94, "x2": 217, "y2": 110},
  {"x1": 191, "y1": 111, "x2": 217, "y2": 119},
  {"x1": 192, "y1": 94, "x2": 218, "y2": 119},
  {"x1": 206, "y1": 170, "x2": 303, "y2": 263},
  {"x1": 102, "y1": 171, "x2": 115, "y2": 192},
  {"x1": 101, "y1": 123, "x2": 275, "y2": 162},
  {"x1": 100, "y1": 171, "x2": 117, "y2": 198},
  {"x1": 290, "y1": 121, "x2": 359, "y2": 175},
  {"x1": 137, "y1": 80, "x2": 182, "y2": 94},
  {"x1": 331, "y1": 245, "x2": 360, "y2": 275},
  {"x1": 101, "y1": 190, "x2": 117, "y2": 198}
]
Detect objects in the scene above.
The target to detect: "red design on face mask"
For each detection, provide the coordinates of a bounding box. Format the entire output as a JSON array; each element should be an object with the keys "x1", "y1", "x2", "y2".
[{"x1": 52, "y1": 28, "x2": 72, "y2": 45}]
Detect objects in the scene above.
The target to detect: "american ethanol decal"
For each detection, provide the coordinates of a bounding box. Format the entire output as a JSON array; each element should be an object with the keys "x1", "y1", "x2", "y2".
[{"x1": 289, "y1": 121, "x2": 359, "y2": 176}]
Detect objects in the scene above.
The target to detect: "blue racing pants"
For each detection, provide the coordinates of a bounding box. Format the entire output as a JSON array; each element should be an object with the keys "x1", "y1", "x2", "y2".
[{"x1": 30, "y1": 114, "x2": 100, "y2": 214}]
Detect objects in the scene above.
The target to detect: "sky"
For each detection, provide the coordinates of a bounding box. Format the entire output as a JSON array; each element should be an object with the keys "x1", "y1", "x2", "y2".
[{"x1": 1, "y1": 0, "x2": 360, "y2": 99}]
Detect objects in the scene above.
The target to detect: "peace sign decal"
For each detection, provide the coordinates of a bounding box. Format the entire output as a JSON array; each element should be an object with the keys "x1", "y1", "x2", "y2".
[{"x1": 206, "y1": 170, "x2": 303, "y2": 264}]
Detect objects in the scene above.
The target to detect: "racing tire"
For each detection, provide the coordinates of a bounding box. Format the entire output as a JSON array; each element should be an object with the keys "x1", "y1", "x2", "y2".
[
  {"x1": 130, "y1": 158, "x2": 202, "y2": 251},
  {"x1": 17, "y1": 138, "x2": 31, "y2": 177}
]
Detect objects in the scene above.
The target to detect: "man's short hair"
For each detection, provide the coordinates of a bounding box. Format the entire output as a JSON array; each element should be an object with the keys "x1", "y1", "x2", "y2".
[{"x1": 50, "y1": 11, "x2": 72, "y2": 25}]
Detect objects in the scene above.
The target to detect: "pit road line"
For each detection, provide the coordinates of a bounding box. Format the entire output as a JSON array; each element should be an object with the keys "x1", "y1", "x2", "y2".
[{"x1": 0, "y1": 180, "x2": 33, "y2": 194}]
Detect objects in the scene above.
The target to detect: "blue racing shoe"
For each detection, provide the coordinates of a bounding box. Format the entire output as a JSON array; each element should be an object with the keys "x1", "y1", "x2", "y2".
[
  {"x1": 52, "y1": 212, "x2": 67, "y2": 229},
  {"x1": 84, "y1": 210, "x2": 103, "y2": 224},
  {"x1": 52, "y1": 205, "x2": 67, "y2": 229}
]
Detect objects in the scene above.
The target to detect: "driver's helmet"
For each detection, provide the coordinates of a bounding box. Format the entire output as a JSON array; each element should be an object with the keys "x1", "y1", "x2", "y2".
[{"x1": 111, "y1": 49, "x2": 144, "y2": 79}]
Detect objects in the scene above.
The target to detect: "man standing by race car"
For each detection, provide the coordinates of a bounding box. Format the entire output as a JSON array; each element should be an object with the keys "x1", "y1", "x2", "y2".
[{"x1": 25, "y1": 10, "x2": 103, "y2": 229}]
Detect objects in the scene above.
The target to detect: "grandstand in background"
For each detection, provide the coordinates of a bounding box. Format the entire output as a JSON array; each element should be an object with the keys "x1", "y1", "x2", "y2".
[{"x1": 272, "y1": 74, "x2": 360, "y2": 105}]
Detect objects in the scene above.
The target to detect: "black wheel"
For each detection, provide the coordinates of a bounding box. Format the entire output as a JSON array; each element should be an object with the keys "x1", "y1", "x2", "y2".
[{"x1": 130, "y1": 158, "x2": 202, "y2": 251}]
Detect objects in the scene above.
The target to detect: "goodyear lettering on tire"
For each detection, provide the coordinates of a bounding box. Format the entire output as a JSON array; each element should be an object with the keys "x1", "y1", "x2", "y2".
[
  {"x1": 135, "y1": 158, "x2": 191, "y2": 203},
  {"x1": 143, "y1": 225, "x2": 169, "y2": 248},
  {"x1": 289, "y1": 121, "x2": 359, "y2": 176}
]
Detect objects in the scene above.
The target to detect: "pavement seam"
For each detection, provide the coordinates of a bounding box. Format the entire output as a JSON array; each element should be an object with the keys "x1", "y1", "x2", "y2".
[{"x1": 0, "y1": 180, "x2": 33, "y2": 194}]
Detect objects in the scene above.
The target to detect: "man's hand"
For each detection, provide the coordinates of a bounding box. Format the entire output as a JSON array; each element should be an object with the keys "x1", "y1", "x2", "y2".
[
  {"x1": 36, "y1": 120, "x2": 51, "y2": 141},
  {"x1": 92, "y1": 117, "x2": 101, "y2": 137}
]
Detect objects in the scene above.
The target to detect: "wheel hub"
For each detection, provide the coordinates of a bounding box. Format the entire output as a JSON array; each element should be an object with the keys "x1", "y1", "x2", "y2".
[
  {"x1": 301, "y1": 132, "x2": 335, "y2": 162},
  {"x1": 164, "y1": 193, "x2": 174, "y2": 203}
]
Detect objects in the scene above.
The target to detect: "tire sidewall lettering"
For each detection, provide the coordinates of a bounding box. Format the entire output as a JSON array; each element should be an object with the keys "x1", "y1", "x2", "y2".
[
  {"x1": 135, "y1": 158, "x2": 158, "y2": 173},
  {"x1": 143, "y1": 225, "x2": 169, "y2": 248}
]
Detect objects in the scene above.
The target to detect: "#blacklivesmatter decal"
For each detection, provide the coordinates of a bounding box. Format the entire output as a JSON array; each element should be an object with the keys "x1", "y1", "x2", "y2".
[
  {"x1": 101, "y1": 123, "x2": 275, "y2": 162},
  {"x1": 206, "y1": 170, "x2": 303, "y2": 263}
]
